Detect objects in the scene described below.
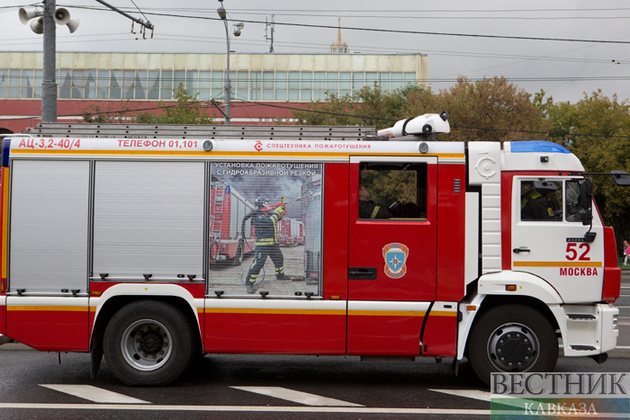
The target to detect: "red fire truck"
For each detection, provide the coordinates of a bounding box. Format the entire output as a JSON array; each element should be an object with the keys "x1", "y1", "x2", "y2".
[
  {"x1": 278, "y1": 218, "x2": 305, "y2": 246},
  {"x1": 0, "y1": 114, "x2": 626, "y2": 386},
  {"x1": 209, "y1": 178, "x2": 255, "y2": 265}
]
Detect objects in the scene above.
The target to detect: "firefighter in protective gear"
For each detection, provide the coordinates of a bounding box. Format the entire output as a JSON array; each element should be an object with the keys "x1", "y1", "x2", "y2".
[
  {"x1": 521, "y1": 181, "x2": 559, "y2": 220},
  {"x1": 241, "y1": 197, "x2": 289, "y2": 294},
  {"x1": 359, "y1": 184, "x2": 392, "y2": 219}
]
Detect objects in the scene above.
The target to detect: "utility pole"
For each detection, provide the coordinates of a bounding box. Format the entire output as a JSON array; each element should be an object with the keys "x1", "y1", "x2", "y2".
[
  {"x1": 217, "y1": 0, "x2": 244, "y2": 125},
  {"x1": 41, "y1": 0, "x2": 57, "y2": 123},
  {"x1": 265, "y1": 15, "x2": 275, "y2": 53}
]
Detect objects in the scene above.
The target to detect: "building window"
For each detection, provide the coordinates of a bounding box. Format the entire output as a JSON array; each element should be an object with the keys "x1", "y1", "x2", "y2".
[
  {"x1": 161, "y1": 70, "x2": 172, "y2": 100},
  {"x1": 404, "y1": 72, "x2": 416, "y2": 84},
  {"x1": 123, "y1": 70, "x2": 134, "y2": 99},
  {"x1": 134, "y1": 70, "x2": 146, "y2": 100},
  {"x1": 339, "y1": 72, "x2": 351, "y2": 97},
  {"x1": 378, "y1": 72, "x2": 390, "y2": 90},
  {"x1": 34, "y1": 70, "x2": 42, "y2": 98},
  {"x1": 21, "y1": 69, "x2": 34, "y2": 99},
  {"x1": 59, "y1": 69, "x2": 71, "y2": 99},
  {"x1": 236, "y1": 71, "x2": 248, "y2": 100},
  {"x1": 186, "y1": 70, "x2": 198, "y2": 97},
  {"x1": 84, "y1": 70, "x2": 96, "y2": 99},
  {"x1": 110, "y1": 70, "x2": 121, "y2": 99},
  {"x1": 173, "y1": 70, "x2": 185, "y2": 91},
  {"x1": 300, "y1": 72, "x2": 312, "y2": 101},
  {"x1": 249, "y1": 71, "x2": 261, "y2": 100},
  {"x1": 197, "y1": 71, "x2": 210, "y2": 100},
  {"x1": 288, "y1": 71, "x2": 299, "y2": 101},
  {"x1": 148, "y1": 71, "x2": 160, "y2": 100},
  {"x1": 262, "y1": 71, "x2": 274, "y2": 100},
  {"x1": 97, "y1": 70, "x2": 109, "y2": 99},
  {"x1": 352, "y1": 72, "x2": 364, "y2": 97},
  {"x1": 326, "y1": 72, "x2": 338, "y2": 92},
  {"x1": 0, "y1": 59, "x2": 422, "y2": 103},
  {"x1": 0, "y1": 69, "x2": 7, "y2": 98},
  {"x1": 275, "y1": 71, "x2": 287, "y2": 101},
  {"x1": 313, "y1": 72, "x2": 325, "y2": 101},
  {"x1": 391, "y1": 72, "x2": 403, "y2": 90},
  {"x1": 211, "y1": 70, "x2": 223, "y2": 99}
]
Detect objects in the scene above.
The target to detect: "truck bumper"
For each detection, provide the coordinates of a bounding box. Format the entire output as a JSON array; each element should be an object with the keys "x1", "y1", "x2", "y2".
[{"x1": 551, "y1": 303, "x2": 619, "y2": 357}]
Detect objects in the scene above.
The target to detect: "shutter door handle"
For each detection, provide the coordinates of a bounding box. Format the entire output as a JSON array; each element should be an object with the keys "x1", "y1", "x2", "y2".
[{"x1": 513, "y1": 247, "x2": 531, "y2": 254}]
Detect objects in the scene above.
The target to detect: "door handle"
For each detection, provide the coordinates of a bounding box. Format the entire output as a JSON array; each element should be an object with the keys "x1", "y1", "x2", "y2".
[
  {"x1": 349, "y1": 267, "x2": 377, "y2": 280},
  {"x1": 513, "y1": 247, "x2": 531, "y2": 254}
]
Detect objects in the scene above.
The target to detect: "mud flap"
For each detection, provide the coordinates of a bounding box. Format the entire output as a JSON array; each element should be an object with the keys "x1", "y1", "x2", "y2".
[{"x1": 90, "y1": 339, "x2": 103, "y2": 379}]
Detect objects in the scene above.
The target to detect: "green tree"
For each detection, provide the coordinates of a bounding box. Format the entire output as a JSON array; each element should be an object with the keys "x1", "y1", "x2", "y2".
[
  {"x1": 292, "y1": 77, "x2": 551, "y2": 143},
  {"x1": 82, "y1": 101, "x2": 136, "y2": 123},
  {"x1": 134, "y1": 85, "x2": 215, "y2": 124},
  {"x1": 404, "y1": 76, "x2": 553, "y2": 142},
  {"x1": 539, "y1": 90, "x2": 630, "y2": 243},
  {"x1": 82, "y1": 85, "x2": 215, "y2": 125},
  {"x1": 292, "y1": 84, "x2": 428, "y2": 129}
]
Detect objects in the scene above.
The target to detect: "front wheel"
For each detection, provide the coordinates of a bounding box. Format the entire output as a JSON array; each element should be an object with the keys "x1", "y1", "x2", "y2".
[
  {"x1": 467, "y1": 304, "x2": 558, "y2": 386},
  {"x1": 103, "y1": 300, "x2": 195, "y2": 386}
]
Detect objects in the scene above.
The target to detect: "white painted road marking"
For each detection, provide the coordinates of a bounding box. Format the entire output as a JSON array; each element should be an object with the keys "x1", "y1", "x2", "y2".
[
  {"x1": 429, "y1": 389, "x2": 492, "y2": 402},
  {"x1": 0, "y1": 403, "x2": 490, "y2": 415},
  {"x1": 40, "y1": 385, "x2": 150, "y2": 404},
  {"x1": 230, "y1": 386, "x2": 363, "y2": 407}
]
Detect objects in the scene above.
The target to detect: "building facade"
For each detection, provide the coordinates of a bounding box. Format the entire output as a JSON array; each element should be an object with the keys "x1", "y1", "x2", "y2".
[{"x1": 0, "y1": 51, "x2": 428, "y2": 133}]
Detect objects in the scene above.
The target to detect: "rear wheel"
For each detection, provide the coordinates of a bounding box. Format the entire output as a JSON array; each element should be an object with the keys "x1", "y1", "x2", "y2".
[
  {"x1": 103, "y1": 300, "x2": 195, "y2": 386},
  {"x1": 468, "y1": 304, "x2": 558, "y2": 385}
]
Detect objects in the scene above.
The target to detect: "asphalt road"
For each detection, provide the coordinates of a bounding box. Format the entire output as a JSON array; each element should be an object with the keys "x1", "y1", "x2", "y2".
[
  {"x1": 0, "y1": 350, "x2": 628, "y2": 420},
  {"x1": 0, "y1": 272, "x2": 627, "y2": 419},
  {"x1": 614, "y1": 270, "x2": 630, "y2": 348}
]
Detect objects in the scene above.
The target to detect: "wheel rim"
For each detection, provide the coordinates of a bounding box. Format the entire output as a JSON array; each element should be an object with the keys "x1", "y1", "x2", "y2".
[
  {"x1": 121, "y1": 319, "x2": 173, "y2": 372},
  {"x1": 487, "y1": 322, "x2": 540, "y2": 371}
]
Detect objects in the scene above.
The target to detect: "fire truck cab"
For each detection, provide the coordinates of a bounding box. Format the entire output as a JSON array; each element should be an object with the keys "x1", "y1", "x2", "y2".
[{"x1": 0, "y1": 114, "x2": 623, "y2": 386}]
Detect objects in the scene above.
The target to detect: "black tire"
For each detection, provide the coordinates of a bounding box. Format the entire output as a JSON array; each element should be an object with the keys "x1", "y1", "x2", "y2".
[
  {"x1": 232, "y1": 242, "x2": 244, "y2": 266},
  {"x1": 468, "y1": 304, "x2": 558, "y2": 386},
  {"x1": 103, "y1": 300, "x2": 195, "y2": 386}
]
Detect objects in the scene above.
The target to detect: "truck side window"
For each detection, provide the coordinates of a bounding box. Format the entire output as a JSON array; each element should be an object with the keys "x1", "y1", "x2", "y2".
[
  {"x1": 521, "y1": 180, "x2": 563, "y2": 221},
  {"x1": 359, "y1": 162, "x2": 427, "y2": 220},
  {"x1": 565, "y1": 181, "x2": 583, "y2": 222}
]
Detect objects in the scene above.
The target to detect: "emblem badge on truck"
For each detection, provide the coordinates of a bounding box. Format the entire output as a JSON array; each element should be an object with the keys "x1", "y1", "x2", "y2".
[{"x1": 382, "y1": 243, "x2": 409, "y2": 278}]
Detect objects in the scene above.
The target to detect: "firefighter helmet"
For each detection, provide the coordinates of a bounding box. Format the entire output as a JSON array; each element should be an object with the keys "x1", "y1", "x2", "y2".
[{"x1": 255, "y1": 197, "x2": 268, "y2": 208}]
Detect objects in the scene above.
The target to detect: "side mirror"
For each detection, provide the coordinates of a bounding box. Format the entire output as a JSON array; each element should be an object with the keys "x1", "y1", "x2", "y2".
[
  {"x1": 610, "y1": 170, "x2": 630, "y2": 186},
  {"x1": 579, "y1": 179, "x2": 593, "y2": 226}
]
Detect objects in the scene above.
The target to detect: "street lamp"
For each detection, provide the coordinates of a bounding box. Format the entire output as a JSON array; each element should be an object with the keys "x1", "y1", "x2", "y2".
[{"x1": 217, "y1": 0, "x2": 244, "y2": 125}]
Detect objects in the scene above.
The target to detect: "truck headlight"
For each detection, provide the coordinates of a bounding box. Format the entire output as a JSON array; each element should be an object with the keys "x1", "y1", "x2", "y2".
[{"x1": 613, "y1": 314, "x2": 618, "y2": 331}]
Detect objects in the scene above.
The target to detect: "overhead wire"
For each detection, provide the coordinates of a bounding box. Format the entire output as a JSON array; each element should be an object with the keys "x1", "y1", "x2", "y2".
[{"x1": 41, "y1": 5, "x2": 630, "y2": 45}]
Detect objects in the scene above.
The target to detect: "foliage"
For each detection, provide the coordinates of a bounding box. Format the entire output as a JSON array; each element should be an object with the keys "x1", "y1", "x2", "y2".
[
  {"x1": 82, "y1": 102, "x2": 136, "y2": 123},
  {"x1": 134, "y1": 85, "x2": 214, "y2": 124},
  {"x1": 292, "y1": 84, "x2": 428, "y2": 129},
  {"x1": 292, "y1": 77, "x2": 552, "y2": 142},
  {"x1": 82, "y1": 85, "x2": 215, "y2": 125},
  {"x1": 404, "y1": 76, "x2": 553, "y2": 142},
  {"x1": 361, "y1": 169, "x2": 418, "y2": 206}
]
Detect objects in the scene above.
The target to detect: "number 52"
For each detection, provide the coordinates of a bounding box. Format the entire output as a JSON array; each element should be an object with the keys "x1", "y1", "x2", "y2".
[{"x1": 566, "y1": 243, "x2": 590, "y2": 261}]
